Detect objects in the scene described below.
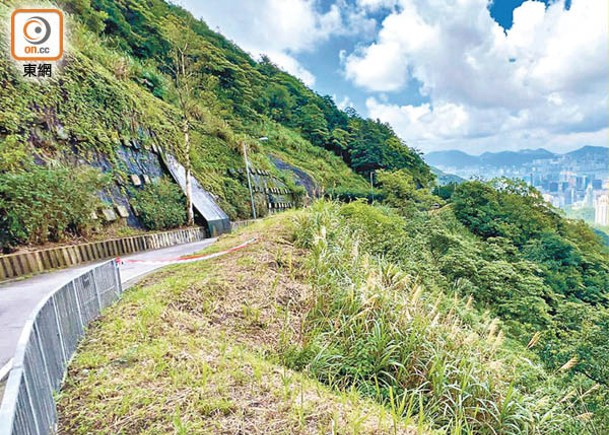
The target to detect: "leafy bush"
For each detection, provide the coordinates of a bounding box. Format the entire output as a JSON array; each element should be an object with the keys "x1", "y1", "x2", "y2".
[
  {"x1": 0, "y1": 166, "x2": 107, "y2": 251},
  {"x1": 288, "y1": 201, "x2": 589, "y2": 433},
  {"x1": 131, "y1": 178, "x2": 187, "y2": 230}
]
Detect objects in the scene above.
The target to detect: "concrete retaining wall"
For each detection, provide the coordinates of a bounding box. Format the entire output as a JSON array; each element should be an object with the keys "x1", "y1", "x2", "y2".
[{"x1": 0, "y1": 227, "x2": 208, "y2": 282}]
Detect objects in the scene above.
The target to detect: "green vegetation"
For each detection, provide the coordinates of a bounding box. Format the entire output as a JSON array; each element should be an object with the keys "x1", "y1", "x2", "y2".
[
  {"x1": 59, "y1": 197, "x2": 609, "y2": 433},
  {"x1": 1, "y1": 0, "x2": 606, "y2": 431},
  {"x1": 131, "y1": 177, "x2": 187, "y2": 230},
  {"x1": 0, "y1": 166, "x2": 108, "y2": 251},
  {"x1": 314, "y1": 174, "x2": 609, "y2": 431},
  {"x1": 288, "y1": 201, "x2": 599, "y2": 433},
  {"x1": 0, "y1": 0, "x2": 430, "y2": 249},
  {"x1": 59, "y1": 217, "x2": 419, "y2": 434}
]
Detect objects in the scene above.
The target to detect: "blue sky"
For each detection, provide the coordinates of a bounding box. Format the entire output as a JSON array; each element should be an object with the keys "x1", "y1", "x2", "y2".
[{"x1": 181, "y1": 0, "x2": 607, "y2": 154}]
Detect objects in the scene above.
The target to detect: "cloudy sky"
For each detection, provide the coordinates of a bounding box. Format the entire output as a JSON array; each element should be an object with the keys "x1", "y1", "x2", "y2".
[{"x1": 180, "y1": 0, "x2": 607, "y2": 154}]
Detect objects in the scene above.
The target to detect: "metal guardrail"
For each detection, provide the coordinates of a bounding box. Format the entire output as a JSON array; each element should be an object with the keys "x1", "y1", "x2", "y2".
[{"x1": 0, "y1": 260, "x2": 122, "y2": 435}]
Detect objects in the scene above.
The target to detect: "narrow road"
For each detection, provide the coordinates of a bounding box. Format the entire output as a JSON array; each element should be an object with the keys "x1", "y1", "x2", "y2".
[{"x1": 0, "y1": 238, "x2": 216, "y2": 370}]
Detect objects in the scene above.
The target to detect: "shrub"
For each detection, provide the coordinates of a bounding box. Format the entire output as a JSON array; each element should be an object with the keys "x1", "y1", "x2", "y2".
[
  {"x1": 0, "y1": 166, "x2": 107, "y2": 252},
  {"x1": 131, "y1": 178, "x2": 187, "y2": 230},
  {"x1": 286, "y1": 201, "x2": 589, "y2": 433}
]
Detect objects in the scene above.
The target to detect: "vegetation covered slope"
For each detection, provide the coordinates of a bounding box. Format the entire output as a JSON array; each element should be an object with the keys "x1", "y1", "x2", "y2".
[
  {"x1": 60, "y1": 198, "x2": 608, "y2": 433},
  {"x1": 0, "y1": 0, "x2": 430, "y2": 250},
  {"x1": 58, "y1": 216, "x2": 421, "y2": 434}
]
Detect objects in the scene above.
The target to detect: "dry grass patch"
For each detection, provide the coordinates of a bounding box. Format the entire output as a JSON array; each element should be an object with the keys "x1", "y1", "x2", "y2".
[{"x1": 57, "y1": 214, "x2": 419, "y2": 434}]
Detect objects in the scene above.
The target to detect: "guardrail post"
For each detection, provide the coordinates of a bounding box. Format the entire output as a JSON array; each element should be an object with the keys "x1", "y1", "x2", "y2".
[
  {"x1": 115, "y1": 259, "x2": 123, "y2": 295},
  {"x1": 70, "y1": 282, "x2": 85, "y2": 331},
  {"x1": 93, "y1": 271, "x2": 102, "y2": 312},
  {"x1": 33, "y1": 323, "x2": 53, "y2": 394},
  {"x1": 51, "y1": 296, "x2": 68, "y2": 364},
  {"x1": 23, "y1": 371, "x2": 42, "y2": 435}
]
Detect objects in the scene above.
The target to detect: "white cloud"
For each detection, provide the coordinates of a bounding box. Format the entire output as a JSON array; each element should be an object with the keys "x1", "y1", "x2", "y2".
[
  {"x1": 345, "y1": 0, "x2": 608, "y2": 152},
  {"x1": 180, "y1": 0, "x2": 373, "y2": 87},
  {"x1": 356, "y1": 0, "x2": 400, "y2": 11},
  {"x1": 335, "y1": 95, "x2": 354, "y2": 110}
]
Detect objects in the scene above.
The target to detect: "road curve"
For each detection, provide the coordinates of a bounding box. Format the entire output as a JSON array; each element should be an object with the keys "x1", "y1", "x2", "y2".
[{"x1": 0, "y1": 238, "x2": 216, "y2": 370}]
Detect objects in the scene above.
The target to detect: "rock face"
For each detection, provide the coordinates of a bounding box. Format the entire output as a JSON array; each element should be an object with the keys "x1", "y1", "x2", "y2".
[
  {"x1": 55, "y1": 138, "x2": 231, "y2": 236},
  {"x1": 270, "y1": 156, "x2": 317, "y2": 197}
]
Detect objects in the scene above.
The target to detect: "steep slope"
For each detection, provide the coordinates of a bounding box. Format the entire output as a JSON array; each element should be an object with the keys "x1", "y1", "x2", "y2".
[
  {"x1": 58, "y1": 202, "x2": 608, "y2": 433},
  {"x1": 58, "y1": 214, "x2": 421, "y2": 434},
  {"x1": 0, "y1": 0, "x2": 431, "y2": 251}
]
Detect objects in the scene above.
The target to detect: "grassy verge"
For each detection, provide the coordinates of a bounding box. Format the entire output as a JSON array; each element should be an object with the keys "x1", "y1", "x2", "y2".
[
  {"x1": 58, "y1": 213, "x2": 419, "y2": 434},
  {"x1": 59, "y1": 201, "x2": 593, "y2": 434}
]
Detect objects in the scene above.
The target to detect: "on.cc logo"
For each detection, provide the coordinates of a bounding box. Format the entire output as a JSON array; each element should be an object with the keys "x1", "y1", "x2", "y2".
[
  {"x1": 11, "y1": 9, "x2": 64, "y2": 62},
  {"x1": 23, "y1": 16, "x2": 52, "y2": 45}
]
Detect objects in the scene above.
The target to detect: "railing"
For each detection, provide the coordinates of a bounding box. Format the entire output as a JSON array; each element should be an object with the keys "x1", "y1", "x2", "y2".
[{"x1": 0, "y1": 260, "x2": 122, "y2": 435}]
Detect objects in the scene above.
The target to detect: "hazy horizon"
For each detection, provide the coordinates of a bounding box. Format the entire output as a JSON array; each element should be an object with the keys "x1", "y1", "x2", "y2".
[{"x1": 425, "y1": 144, "x2": 609, "y2": 157}]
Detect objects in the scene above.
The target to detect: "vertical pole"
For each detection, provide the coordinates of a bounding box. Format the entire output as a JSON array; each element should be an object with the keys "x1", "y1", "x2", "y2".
[
  {"x1": 115, "y1": 259, "x2": 123, "y2": 295},
  {"x1": 93, "y1": 270, "x2": 102, "y2": 312},
  {"x1": 33, "y1": 323, "x2": 53, "y2": 393},
  {"x1": 243, "y1": 142, "x2": 257, "y2": 219},
  {"x1": 23, "y1": 371, "x2": 42, "y2": 435},
  {"x1": 71, "y1": 281, "x2": 84, "y2": 331},
  {"x1": 51, "y1": 297, "x2": 67, "y2": 365}
]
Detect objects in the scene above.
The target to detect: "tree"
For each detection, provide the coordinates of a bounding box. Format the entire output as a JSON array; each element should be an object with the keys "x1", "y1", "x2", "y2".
[
  {"x1": 297, "y1": 103, "x2": 329, "y2": 146},
  {"x1": 167, "y1": 20, "x2": 197, "y2": 225},
  {"x1": 376, "y1": 169, "x2": 439, "y2": 216}
]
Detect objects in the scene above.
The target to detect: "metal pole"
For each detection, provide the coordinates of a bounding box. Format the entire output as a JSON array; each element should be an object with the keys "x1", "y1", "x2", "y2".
[{"x1": 242, "y1": 142, "x2": 257, "y2": 219}]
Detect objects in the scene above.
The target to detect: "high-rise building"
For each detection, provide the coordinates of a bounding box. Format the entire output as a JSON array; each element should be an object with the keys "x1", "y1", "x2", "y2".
[
  {"x1": 564, "y1": 188, "x2": 574, "y2": 206},
  {"x1": 583, "y1": 184, "x2": 594, "y2": 207},
  {"x1": 595, "y1": 195, "x2": 609, "y2": 226},
  {"x1": 549, "y1": 181, "x2": 559, "y2": 193}
]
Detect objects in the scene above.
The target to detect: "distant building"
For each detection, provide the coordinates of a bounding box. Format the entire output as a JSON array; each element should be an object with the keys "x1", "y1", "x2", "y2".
[
  {"x1": 564, "y1": 188, "x2": 575, "y2": 206},
  {"x1": 583, "y1": 184, "x2": 594, "y2": 207},
  {"x1": 549, "y1": 181, "x2": 559, "y2": 193},
  {"x1": 595, "y1": 195, "x2": 609, "y2": 226}
]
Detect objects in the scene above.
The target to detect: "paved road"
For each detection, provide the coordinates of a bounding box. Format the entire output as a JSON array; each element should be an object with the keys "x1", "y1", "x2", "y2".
[{"x1": 0, "y1": 238, "x2": 216, "y2": 370}]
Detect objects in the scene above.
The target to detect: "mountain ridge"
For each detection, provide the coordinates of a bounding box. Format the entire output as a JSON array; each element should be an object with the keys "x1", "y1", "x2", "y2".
[{"x1": 426, "y1": 145, "x2": 608, "y2": 169}]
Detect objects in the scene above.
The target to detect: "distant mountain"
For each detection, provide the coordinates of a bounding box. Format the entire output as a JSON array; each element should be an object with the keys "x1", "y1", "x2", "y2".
[
  {"x1": 425, "y1": 150, "x2": 480, "y2": 168},
  {"x1": 565, "y1": 146, "x2": 609, "y2": 160},
  {"x1": 425, "y1": 146, "x2": 607, "y2": 170},
  {"x1": 431, "y1": 167, "x2": 465, "y2": 185},
  {"x1": 479, "y1": 149, "x2": 555, "y2": 167}
]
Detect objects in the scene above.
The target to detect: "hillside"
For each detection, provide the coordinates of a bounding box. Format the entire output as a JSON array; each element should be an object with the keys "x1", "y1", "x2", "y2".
[
  {"x1": 2, "y1": 1, "x2": 608, "y2": 433},
  {"x1": 566, "y1": 145, "x2": 609, "y2": 160},
  {"x1": 0, "y1": 0, "x2": 431, "y2": 252},
  {"x1": 425, "y1": 150, "x2": 479, "y2": 168},
  {"x1": 479, "y1": 148, "x2": 555, "y2": 167},
  {"x1": 59, "y1": 197, "x2": 609, "y2": 433}
]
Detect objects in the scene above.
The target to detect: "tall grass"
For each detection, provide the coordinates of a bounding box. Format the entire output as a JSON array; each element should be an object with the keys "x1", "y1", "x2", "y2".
[{"x1": 286, "y1": 201, "x2": 587, "y2": 434}]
